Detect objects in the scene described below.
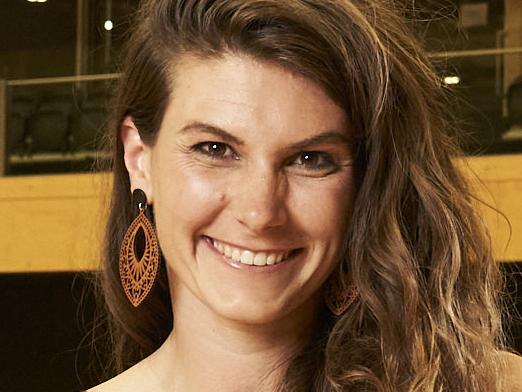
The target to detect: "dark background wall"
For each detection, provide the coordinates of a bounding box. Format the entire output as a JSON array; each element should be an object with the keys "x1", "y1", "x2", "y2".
[
  {"x1": 0, "y1": 272, "x2": 100, "y2": 392},
  {"x1": 0, "y1": 264, "x2": 521, "y2": 392}
]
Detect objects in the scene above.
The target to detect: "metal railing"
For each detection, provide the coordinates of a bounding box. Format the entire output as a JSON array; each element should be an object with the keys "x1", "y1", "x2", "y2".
[
  {"x1": 1, "y1": 46, "x2": 522, "y2": 176},
  {"x1": 5, "y1": 73, "x2": 120, "y2": 87},
  {"x1": 1, "y1": 73, "x2": 118, "y2": 176},
  {"x1": 429, "y1": 46, "x2": 522, "y2": 58},
  {"x1": 4, "y1": 46, "x2": 521, "y2": 87}
]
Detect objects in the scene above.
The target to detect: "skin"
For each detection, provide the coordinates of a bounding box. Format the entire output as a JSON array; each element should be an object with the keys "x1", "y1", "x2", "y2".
[
  {"x1": 89, "y1": 53, "x2": 522, "y2": 391},
  {"x1": 98, "y1": 53, "x2": 356, "y2": 391}
]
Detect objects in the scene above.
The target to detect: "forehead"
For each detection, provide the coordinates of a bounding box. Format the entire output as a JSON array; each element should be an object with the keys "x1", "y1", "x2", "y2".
[{"x1": 162, "y1": 54, "x2": 348, "y2": 139}]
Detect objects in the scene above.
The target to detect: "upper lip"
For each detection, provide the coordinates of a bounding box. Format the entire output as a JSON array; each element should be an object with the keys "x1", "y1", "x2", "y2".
[{"x1": 205, "y1": 236, "x2": 300, "y2": 254}]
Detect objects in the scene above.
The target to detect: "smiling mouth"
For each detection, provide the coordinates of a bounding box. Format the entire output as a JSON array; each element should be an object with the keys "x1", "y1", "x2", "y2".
[{"x1": 204, "y1": 236, "x2": 302, "y2": 267}]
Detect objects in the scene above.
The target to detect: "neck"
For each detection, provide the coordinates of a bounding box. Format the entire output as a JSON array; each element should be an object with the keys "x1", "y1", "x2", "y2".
[{"x1": 150, "y1": 277, "x2": 321, "y2": 392}]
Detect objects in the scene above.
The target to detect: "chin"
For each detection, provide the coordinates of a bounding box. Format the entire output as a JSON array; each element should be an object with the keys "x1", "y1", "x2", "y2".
[{"x1": 206, "y1": 288, "x2": 318, "y2": 327}]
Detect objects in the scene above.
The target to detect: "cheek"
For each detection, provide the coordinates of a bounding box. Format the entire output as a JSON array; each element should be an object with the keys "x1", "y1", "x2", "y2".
[
  {"x1": 152, "y1": 163, "x2": 226, "y2": 255},
  {"x1": 290, "y1": 172, "x2": 355, "y2": 241}
]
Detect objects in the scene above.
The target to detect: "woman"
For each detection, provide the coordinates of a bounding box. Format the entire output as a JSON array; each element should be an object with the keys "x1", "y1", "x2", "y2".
[{"x1": 89, "y1": 0, "x2": 522, "y2": 390}]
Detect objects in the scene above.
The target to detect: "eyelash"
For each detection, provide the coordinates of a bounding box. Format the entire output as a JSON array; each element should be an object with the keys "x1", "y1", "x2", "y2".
[
  {"x1": 191, "y1": 141, "x2": 339, "y2": 173},
  {"x1": 191, "y1": 142, "x2": 239, "y2": 160}
]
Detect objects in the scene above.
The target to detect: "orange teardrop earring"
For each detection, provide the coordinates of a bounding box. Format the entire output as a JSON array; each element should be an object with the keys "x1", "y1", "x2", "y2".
[{"x1": 119, "y1": 189, "x2": 160, "y2": 307}]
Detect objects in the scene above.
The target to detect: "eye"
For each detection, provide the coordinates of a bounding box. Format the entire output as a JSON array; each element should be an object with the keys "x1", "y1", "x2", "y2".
[
  {"x1": 192, "y1": 141, "x2": 238, "y2": 160},
  {"x1": 292, "y1": 151, "x2": 338, "y2": 171}
]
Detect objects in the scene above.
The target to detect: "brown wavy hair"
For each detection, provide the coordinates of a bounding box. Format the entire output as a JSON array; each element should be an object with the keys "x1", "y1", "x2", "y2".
[{"x1": 94, "y1": 0, "x2": 506, "y2": 390}]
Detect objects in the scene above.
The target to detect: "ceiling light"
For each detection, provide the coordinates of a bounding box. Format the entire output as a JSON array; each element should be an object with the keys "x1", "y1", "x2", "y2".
[
  {"x1": 27, "y1": 0, "x2": 48, "y2": 3},
  {"x1": 443, "y1": 76, "x2": 460, "y2": 85},
  {"x1": 104, "y1": 20, "x2": 114, "y2": 31}
]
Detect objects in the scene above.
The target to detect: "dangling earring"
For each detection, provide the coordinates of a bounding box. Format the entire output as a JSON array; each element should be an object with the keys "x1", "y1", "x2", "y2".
[
  {"x1": 119, "y1": 189, "x2": 160, "y2": 307},
  {"x1": 324, "y1": 274, "x2": 359, "y2": 316}
]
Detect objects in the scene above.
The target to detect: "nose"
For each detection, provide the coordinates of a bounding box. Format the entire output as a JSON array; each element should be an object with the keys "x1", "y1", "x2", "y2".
[{"x1": 230, "y1": 166, "x2": 288, "y2": 233}]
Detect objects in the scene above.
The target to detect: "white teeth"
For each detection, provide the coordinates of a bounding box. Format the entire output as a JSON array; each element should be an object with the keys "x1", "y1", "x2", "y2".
[
  {"x1": 224, "y1": 245, "x2": 232, "y2": 258},
  {"x1": 240, "y1": 250, "x2": 254, "y2": 265},
  {"x1": 211, "y1": 238, "x2": 292, "y2": 267},
  {"x1": 254, "y1": 252, "x2": 267, "y2": 266},
  {"x1": 231, "y1": 249, "x2": 241, "y2": 262}
]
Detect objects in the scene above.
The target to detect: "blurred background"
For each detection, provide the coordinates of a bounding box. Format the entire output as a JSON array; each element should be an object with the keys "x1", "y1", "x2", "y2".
[{"x1": 0, "y1": 0, "x2": 521, "y2": 391}]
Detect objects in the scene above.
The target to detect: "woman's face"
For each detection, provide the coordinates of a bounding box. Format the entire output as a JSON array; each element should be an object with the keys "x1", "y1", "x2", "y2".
[{"x1": 127, "y1": 54, "x2": 356, "y2": 325}]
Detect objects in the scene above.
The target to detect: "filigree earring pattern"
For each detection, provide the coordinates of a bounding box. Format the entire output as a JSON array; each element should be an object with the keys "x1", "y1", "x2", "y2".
[
  {"x1": 324, "y1": 275, "x2": 359, "y2": 316},
  {"x1": 119, "y1": 189, "x2": 160, "y2": 307}
]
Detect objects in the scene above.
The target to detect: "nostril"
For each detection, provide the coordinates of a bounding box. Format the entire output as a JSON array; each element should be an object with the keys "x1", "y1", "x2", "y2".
[{"x1": 235, "y1": 208, "x2": 288, "y2": 232}]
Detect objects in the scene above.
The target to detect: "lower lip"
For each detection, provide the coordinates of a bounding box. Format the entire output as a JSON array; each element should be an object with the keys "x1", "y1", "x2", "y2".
[{"x1": 202, "y1": 236, "x2": 303, "y2": 273}]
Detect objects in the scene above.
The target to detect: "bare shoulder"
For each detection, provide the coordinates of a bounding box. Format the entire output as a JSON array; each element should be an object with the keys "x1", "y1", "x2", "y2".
[
  {"x1": 86, "y1": 361, "x2": 147, "y2": 392},
  {"x1": 500, "y1": 351, "x2": 522, "y2": 391}
]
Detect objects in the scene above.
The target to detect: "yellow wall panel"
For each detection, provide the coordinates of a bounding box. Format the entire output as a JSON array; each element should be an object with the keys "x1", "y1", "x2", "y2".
[
  {"x1": 0, "y1": 173, "x2": 110, "y2": 272},
  {"x1": 466, "y1": 154, "x2": 522, "y2": 262},
  {"x1": 0, "y1": 154, "x2": 520, "y2": 272}
]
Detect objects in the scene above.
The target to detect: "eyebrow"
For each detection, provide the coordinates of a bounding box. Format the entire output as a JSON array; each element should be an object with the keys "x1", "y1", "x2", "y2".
[
  {"x1": 179, "y1": 121, "x2": 351, "y2": 150},
  {"x1": 180, "y1": 121, "x2": 245, "y2": 145}
]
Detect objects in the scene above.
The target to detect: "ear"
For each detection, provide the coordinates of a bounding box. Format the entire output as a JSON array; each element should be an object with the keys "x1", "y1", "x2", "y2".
[{"x1": 120, "y1": 116, "x2": 154, "y2": 203}]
